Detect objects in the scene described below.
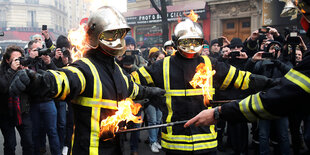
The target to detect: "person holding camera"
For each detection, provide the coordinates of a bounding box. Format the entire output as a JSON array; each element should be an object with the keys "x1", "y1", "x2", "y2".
[
  {"x1": 25, "y1": 40, "x2": 60, "y2": 155},
  {"x1": 0, "y1": 45, "x2": 33, "y2": 155}
]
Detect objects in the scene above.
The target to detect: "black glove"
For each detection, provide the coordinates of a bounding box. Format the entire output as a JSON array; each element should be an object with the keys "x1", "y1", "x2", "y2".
[
  {"x1": 9, "y1": 69, "x2": 35, "y2": 96},
  {"x1": 144, "y1": 86, "x2": 166, "y2": 97}
]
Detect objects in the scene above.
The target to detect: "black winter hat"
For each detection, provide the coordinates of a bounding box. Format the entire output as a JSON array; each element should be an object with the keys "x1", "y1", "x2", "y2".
[
  {"x1": 56, "y1": 35, "x2": 71, "y2": 49},
  {"x1": 229, "y1": 38, "x2": 243, "y2": 48},
  {"x1": 210, "y1": 39, "x2": 219, "y2": 46}
]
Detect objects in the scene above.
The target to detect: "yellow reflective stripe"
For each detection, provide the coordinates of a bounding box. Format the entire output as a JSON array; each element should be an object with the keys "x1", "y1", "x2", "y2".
[
  {"x1": 161, "y1": 140, "x2": 217, "y2": 151},
  {"x1": 48, "y1": 70, "x2": 62, "y2": 98},
  {"x1": 58, "y1": 71, "x2": 70, "y2": 100},
  {"x1": 165, "y1": 88, "x2": 215, "y2": 96},
  {"x1": 220, "y1": 66, "x2": 236, "y2": 90},
  {"x1": 251, "y1": 93, "x2": 278, "y2": 119},
  {"x1": 71, "y1": 97, "x2": 118, "y2": 110},
  {"x1": 115, "y1": 63, "x2": 129, "y2": 89},
  {"x1": 238, "y1": 96, "x2": 257, "y2": 121},
  {"x1": 234, "y1": 70, "x2": 246, "y2": 88},
  {"x1": 89, "y1": 107, "x2": 100, "y2": 155},
  {"x1": 241, "y1": 71, "x2": 251, "y2": 90},
  {"x1": 49, "y1": 44, "x2": 56, "y2": 51},
  {"x1": 131, "y1": 71, "x2": 141, "y2": 84},
  {"x1": 285, "y1": 69, "x2": 310, "y2": 93},
  {"x1": 161, "y1": 132, "x2": 217, "y2": 142},
  {"x1": 64, "y1": 66, "x2": 86, "y2": 94},
  {"x1": 129, "y1": 83, "x2": 140, "y2": 99},
  {"x1": 81, "y1": 58, "x2": 102, "y2": 99},
  {"x1": 139, "y1": 67, "x2": 154, "y2": 84},
  {"x1": 163, "y1": 57, "x2": 172, "y2": 134}
]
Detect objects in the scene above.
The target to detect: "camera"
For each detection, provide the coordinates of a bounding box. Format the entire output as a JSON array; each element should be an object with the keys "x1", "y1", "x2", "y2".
[
  {"x1": 228, "y1": 51, "x2": 240, "y2": 58},
  {"x1": 16, "y1": 57, "x2": 32, "y2": 66},
  {"x1": 37, "y1": 48, "x2": 51, "y2": 57},
  {"x1": 121, "y1": 50, "x2": 140, "y2": 65},
  {"x1": 61, "y1": 47, "x2": 71, "y2": 57},
  {"x1": 261, "y1": 52, "x2": 273, "y2": 59},
  {"x1": 259, "y1": 27, "x2": 270, "y2": 34},
  {"x1": 42, "y1": 25, "x2": 47, "y2": 30}
]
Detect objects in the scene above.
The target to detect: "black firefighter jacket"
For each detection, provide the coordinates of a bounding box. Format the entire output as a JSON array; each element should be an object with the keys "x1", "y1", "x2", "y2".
[
  {"x1": 131, "y1": 52, "x2": 275, "y2": 154},
  {"x1": 221, "y1": 52, "x2": 310, "y2": 123},
  {"x1": 32, "y1": 49, "x2": 148, "y2": 155}
]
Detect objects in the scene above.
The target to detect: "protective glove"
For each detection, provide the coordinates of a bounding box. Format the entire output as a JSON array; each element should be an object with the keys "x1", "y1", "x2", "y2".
[
  {"x1": 9, "y1": 69, "x2": 35, "y2": 96},
  {"x1": 144, "y1": 86, "x2": 166, "y2": 97}
]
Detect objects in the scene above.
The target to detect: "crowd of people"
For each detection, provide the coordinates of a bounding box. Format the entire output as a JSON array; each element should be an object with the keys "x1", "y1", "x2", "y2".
[{"x1": 1, "y1": 4, "x2": 310, "y2": 155}]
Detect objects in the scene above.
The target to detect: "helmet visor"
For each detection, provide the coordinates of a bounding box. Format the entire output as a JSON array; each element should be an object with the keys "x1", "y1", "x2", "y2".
[
  {"x1": 177, "y1": 39, "x2": 203, "y2": 47},
  {"x1": 99, "y1": 29, "x2": 127, "y2": 41}
]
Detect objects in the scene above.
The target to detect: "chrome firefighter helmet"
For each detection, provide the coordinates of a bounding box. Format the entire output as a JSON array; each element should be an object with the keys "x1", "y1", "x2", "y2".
[
  {"x1": 163, "y1": 40, "x2": 175, "y2": 56},
  {"x1": 174, "y1": 18, "x2": 203, "y2": 59},
  {"x1": 85, "y1": 6, "x2": 131, "y2": 56}
]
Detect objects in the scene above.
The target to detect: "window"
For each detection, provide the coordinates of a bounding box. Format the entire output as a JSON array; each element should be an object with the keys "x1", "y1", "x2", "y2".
[
  {"x1": 242, "y1": 21, "x2": 250, "y2": 28},
  {"x1": 128, "y1": 0, "x2": 136, "y2": 3},
  {"x1": 0, "y1": 9, "x2": 7, "y2": 28},
  {"x1": 151, "y1": 0, "x2": 172, "y2": 8},
  {"x1": 27, "y1": 10, "x2": 37, "y2": 27},
  {"x1": 25, "y1": 0, "x2": 39, "y2": 4},
  {"x1": 226, "y1": 23, "x2": 235, "y2": 29}
]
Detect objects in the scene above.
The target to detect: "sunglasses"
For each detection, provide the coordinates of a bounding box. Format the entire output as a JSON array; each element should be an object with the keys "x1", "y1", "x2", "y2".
[
  {"x1": 203, "y1": 45, "x2": 209, "y2": 49},
  {"x1": 178, "y1": 39, "x2": 203, "y2": 47},
  {"x1": 99, "y1": 29, "x2": 127, "y2": 41}
]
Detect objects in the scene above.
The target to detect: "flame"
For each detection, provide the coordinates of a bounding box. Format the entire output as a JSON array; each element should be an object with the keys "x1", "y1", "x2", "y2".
[
  {"x1": 185, "y1": 10, "x2": 199, "y2": 22},
  {"x1": 99, "y1": 98, "x2": 142, "y2": 140},
  {"x1": 67, "y1": 24, "x2": 89, "y2": 62},
  {"x1": 189, "y1": 63, "x2": 216, "y2": 107}
]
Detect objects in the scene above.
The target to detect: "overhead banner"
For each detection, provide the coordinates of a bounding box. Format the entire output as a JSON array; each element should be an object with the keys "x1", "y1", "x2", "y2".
[{"x1": 126, "y1": 9, "x2": 206, "y2": 25}]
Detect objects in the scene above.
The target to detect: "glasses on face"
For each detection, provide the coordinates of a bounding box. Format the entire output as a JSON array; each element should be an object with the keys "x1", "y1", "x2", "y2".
[
  {"x1": 99, "y1": 29, "x2": 127, "y2": 41},
  {"x1": 178, "y1": 39, "x2": 203, "y2": 47},
  {"x1": 203, "y1": 45, "x2": 209, "y2": 49}
]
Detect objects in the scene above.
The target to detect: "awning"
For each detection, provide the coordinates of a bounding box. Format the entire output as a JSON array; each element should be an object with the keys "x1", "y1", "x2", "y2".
[{"x1": 0, "y1": 31, "x2": 57, "y2": 41}]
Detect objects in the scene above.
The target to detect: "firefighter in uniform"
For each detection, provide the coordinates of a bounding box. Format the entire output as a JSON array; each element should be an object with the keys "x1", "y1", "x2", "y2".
[
  {"x1": 9, "y1": 6, "x2": 165, "y2": 155},
  {"x1": 131, "y1": 18, "x2": 276, "y2": 154},
  {"x1": 184, "y1": 0, "x2": 310, "y2": 131}
]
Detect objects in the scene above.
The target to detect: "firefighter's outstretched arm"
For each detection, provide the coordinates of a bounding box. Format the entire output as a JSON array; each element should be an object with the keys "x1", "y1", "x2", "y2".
[
  {"x1": 9, "y1": 67, "x2": 84, "y2": 100},
  {"x1": 9, "y1": 69, "x2": 56, "y2": 97}
]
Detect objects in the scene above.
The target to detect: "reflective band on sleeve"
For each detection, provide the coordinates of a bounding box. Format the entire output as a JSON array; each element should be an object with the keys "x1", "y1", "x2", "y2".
[
  {"x1": 64, "y1": 66, "x2": 86, "y2": 94},
  {"x1": 238, "y1": 96, "x2": 257, "y2": 122},
  {"x1": 58, "y1": 71, "x2": 70, "y2": 100},
  {"x1": 129, "y1": 83, "x2": 140, "y2": 99},
  {"x1": 285, "y1": 69, "x2": 310, "y2": 93},
  {"x1": 220, "y1": 66, "x2": 236, "y2": 90},
  {"x1": 165, "y1": 88, "x2": 215, "y2": 97},
  {"x1": 131, "y1": 71, "x2": 141, "y2": 84},
  {"x1": 251, "y1": 93, "x2": 279, "y2": 119},
  {"x1": 48, "y1": 70, "x2": 63, "y2": 98},
  {"x1": 241, "y1": 71, "x2": 251, "y2": 90},
  {"x1": 139, "y1": 67, "x2": 154, "y2": 84},
  {"x1": 71, "y1": 96, "x2": 118, "y2": 110}
]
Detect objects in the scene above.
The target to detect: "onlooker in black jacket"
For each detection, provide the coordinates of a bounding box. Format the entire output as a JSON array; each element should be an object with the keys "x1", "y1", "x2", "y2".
[{"x1": 0, "y1": 45, "x2": 33, "y2": 154}]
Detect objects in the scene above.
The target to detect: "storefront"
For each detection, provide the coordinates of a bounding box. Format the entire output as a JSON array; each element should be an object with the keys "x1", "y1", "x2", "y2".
[{"x1": 124, "y1": 1, "x2": 210, "y2": 48}]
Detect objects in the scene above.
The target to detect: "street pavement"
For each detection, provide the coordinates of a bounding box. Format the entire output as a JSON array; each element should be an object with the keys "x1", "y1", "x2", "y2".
[{"x1": 1, "y1": 125, "x2": 308, "y2": 154}]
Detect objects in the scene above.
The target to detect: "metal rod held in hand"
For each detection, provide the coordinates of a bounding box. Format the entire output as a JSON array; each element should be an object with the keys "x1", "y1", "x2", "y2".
[{"x1": 116, "y1": 120, "x2": 188, "y2": 133}]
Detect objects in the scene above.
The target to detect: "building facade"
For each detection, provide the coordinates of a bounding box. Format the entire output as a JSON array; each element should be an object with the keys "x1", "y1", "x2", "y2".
[
  {"x1": 0, "y1": 0, "x2": 69, "y2": 48},
  {"x1": 125, "y1": 0, "x2": 263, "y2": 47}
]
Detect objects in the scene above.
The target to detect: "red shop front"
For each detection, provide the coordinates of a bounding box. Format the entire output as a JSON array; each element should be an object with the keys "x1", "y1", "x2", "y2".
[{"x1": 124, "y1": 1, "x2": 211, "y2": 48}]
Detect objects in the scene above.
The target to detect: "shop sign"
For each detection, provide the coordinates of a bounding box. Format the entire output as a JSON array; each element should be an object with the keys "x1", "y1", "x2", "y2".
[{"x1": 126, "y1": 9, "x2": 206, "y2": 25}]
